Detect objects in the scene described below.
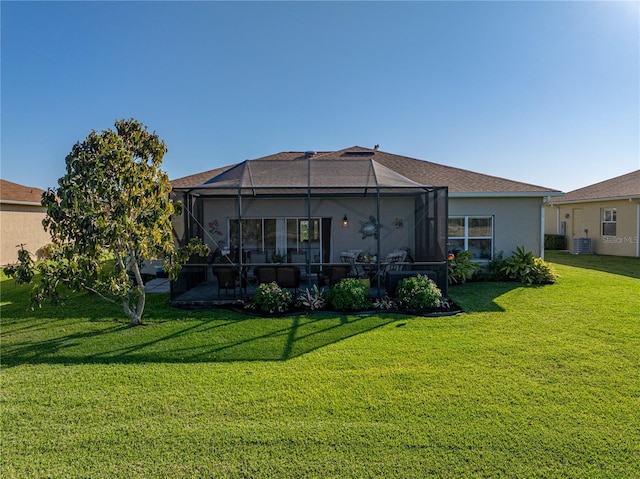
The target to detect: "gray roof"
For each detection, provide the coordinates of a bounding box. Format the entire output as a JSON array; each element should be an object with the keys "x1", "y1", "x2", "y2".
[
  {"x1": 551, "y1": 170, "x2": 640, "y2": 204},
  {"x1": 172, "y1": 146, "x2": 562, "y2": 197}
]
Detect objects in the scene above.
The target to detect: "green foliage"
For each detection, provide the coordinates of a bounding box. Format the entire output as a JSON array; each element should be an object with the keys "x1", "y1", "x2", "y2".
[
  {"x1": 271, "y1": 249, "x2": 286, "y2": 263},
  {"x1": 296, "y1": 285, "x2": 327, "y2": 311},
  {"x1": 544, "y1": 234, "x2": 567, "y2": 250},
  {"x1": 3, "y1": 244, "x2": 35, "y2": 285},
  {"x1": 373, "y1": 295, "x2": 397, "y2": 310},
  {"x1": 501, "y1": 246, "x2": 558, "y2": 284},
  {"x1": 253, "y1": 282, "x2": 293, "y2": 314},
  {"x1": 485, "y1": 251, "x2": 510, "y2": 281},
  {"x1": 448, "y1": 250, "x2": 481, "y2": 284},
  {"x1": 2, "y1": 257, "x2": 639, "y2": 478},
  {"x1": 395, "y1": 274, "x2": 442, "y2": 310},
  {"x1": 29, "y1": 118, "x2": 208, "y2": 325},
  {"x1": 327, "y1": 278, "x2": 372, "y2": 311}
]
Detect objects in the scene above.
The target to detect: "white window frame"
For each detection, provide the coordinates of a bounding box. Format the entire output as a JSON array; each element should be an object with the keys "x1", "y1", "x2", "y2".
[
  {"x1": 601, "y1": 208, "x2": 617, "y2": 237},
  {"x1": 448, "y1": 216, "x2": 494, "y2": 261}
]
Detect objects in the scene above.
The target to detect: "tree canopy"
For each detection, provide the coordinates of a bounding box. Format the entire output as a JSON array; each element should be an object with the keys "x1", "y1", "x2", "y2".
[{"x1": 25, "y1": 119, "x2": 207, "y2": 324}]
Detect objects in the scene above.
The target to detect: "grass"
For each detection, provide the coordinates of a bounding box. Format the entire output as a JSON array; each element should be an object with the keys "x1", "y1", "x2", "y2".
[{"x1": 1, "y1": 254, "x2": 639, "y2": 478}]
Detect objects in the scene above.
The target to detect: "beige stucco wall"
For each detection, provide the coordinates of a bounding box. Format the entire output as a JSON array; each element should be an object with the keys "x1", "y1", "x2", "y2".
[
  {"x1": 0, "y1": 203, "x2": 51, "y2": 266},
  {"x1": 449, "y1": 196, "x2": 545, "y2": 257},
  {"x1": 545, "y1": 199, "x2": 640, "y2": 257},
  {"x1": 198, "y1": 196, "x2": 416, "y2": 262}
]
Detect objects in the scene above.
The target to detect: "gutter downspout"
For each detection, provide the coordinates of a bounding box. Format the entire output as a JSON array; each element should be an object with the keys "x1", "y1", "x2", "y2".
[{"x1": 541, "y1": 196, "x2": 549, "y2": 259}]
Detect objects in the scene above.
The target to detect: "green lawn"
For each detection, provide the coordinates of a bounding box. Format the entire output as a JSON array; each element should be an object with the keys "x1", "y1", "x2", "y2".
[{"x1": 1, "y1": 254, "x2": 639, "y2": 478}]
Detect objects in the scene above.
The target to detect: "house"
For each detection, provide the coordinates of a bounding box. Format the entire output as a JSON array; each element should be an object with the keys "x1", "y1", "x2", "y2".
[
  {"x1": 545, "y1": 170, "x2": 640, "y2": 257},
  {"x1": 169, "y1": 147, "x2": 561, "y2": 302},
  {"x1": 0, "y1": 179, "x2": 51, "y2": 266}
]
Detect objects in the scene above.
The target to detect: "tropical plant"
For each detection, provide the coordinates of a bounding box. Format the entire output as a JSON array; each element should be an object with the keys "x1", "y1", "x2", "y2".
[
  {"x1": 448, "y1": 250, "x2": 481, "y2": 284},
  {"x1": 271, "y1": 250, "x2": 286, "y2": 263},
  {"x1": 254, "y1": 282, "x2": 293, "y2": 314},
  {"x1": 373, "y1": 295, "x2": 397, "y2": 310},
  {"x1": 326, "y1": 278, "x2": 371, "y2": 311},
  {"x1": 296, "y1": 285, "x2": 327, "y2": 311},
  {"x1": 501, "y1": 246, "x2": 558, "y2": 285},
  {"x1": 5, "y1": 119, "x2": 209, "y2": 325},
  {"x1": 486, "y1": 251, "x2": 510, "y2": 281},
  {"x1": 395, "y1": 274, "x2": 442, "y2": 310}
]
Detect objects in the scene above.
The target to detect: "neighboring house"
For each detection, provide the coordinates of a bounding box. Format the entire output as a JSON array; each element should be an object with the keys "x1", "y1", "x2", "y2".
[
  {"x1": 0, "y1": 179, "x2": 50, "y2": 266},
  {"x1": 545, "y1": 170, "x2": 640, "y2": 257},
  {"x1": 171, "y1": 146, "x2": 561, "y2": 268}
]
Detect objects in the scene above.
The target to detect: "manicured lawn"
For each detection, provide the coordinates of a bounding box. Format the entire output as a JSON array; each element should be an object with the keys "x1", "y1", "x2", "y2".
[{"x1": 1, "y1": 255, "x2": 639, "y2": 478}]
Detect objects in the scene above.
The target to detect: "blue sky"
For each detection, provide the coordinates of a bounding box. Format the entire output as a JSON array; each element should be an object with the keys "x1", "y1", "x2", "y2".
[{"x1": 2, "y1": 1, "x2": 638, "y2": 193}]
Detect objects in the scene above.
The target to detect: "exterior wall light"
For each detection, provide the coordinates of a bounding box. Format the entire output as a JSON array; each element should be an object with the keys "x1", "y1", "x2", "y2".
[{"x1": 342, "y1": 214, "x2": 349, "y2": 228}]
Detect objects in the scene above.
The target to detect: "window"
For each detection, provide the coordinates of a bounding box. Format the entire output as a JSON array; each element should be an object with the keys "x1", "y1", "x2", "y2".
[
  {"x1": 601, "y1": 208, "x2": 616, "y2": 236},
  {"x1": 448, "y1": 216, "x2": 493, "y2": 260},
  {"x1": 229, "y1": 217, "x2": 328, "y2": 263}
]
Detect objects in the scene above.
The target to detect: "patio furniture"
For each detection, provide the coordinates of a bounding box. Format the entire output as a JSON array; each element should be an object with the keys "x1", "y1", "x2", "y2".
[
  {"x1": 289, "y1": 251, "x2": 309, "y2": 280},
  {"x1": 340, "y1": 251, "x2": 366, "y2": 278},
  {"x1": 213, "y1": 266, "x2": 244, "y2": 298},
  {"x1": 373, "y1": 250, "x2": 408, "y2": 284},
  {"x1": 318, "y1": 264, "x2": 351, "y2": 287},
  {"x1": 254, "y1": 265, "x2": 301, "y2": 293}
]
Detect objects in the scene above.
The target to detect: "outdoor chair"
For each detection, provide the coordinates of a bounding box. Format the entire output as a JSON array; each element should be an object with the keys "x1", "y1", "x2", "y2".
[
  {"x1": 275, "y1": 266, "x2": 301, "y2": 294},
  {"x1": 213, "y1": 267, "x2": 244, "y2": 298},
  {"x1": 373, "y1": 250, "x2": 408, "y2": 284},
  {"x1": 289, "y1": 252, "x2": 308, "y2": 280},
  {"x1": 318, "y1": 265, "x2": 351, "y2": 287},
  {"x1": 254, "y1": 266, "x2": 278, "y2": 285},
  {"x1": 340, "y1": 251, "x2": 365, "y2": 278}
]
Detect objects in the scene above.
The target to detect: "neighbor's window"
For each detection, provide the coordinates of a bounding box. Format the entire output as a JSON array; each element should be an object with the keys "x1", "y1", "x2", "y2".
[
  {"x1": 448, "y1": 216, "x2": 493, "y2": 260},
  {"x1": 601, "y1": 208, "x2": 616, "y2": 236}
]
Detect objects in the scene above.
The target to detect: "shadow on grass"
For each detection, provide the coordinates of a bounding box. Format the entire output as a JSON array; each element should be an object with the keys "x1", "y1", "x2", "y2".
[
  {"x1": 447, "y1": 281, "x2": 524, "y2": 313},
  {"x1": 1, "y1": 312, "x2": 403, "y2": 367},
  {"x1": 545, "y1": 251, "x2": 640, "y2": 280}
]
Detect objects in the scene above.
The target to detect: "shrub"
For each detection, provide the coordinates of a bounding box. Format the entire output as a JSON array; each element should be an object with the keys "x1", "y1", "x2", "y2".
[
  {"x1": 501, "y1": 246, "x2": 558, "y2": 285},
  {"x1": 486, "y1": 251, "x2": 510, "y2": 281},
  {"x1": 544, "y1": 234, "x2": 567, "y2": 250},
  {"x1": 396, "y1": 274, "x2": 442, "y2": 310},
  {"x1": 253, "y1": 282, "x2": 293, "y2": 314},
  {"x1": 296, "y1": 285, "x2": 327, "y2": 311},
  {"x1": 448, "y1": 250, "x2": 481, "y2": 284},
  {"x1": 327, "y1": 278, "x2": 371, "y2": 311}
]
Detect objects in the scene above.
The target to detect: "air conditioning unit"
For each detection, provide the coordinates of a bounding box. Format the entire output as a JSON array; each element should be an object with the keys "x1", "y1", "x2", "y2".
[{"x1": 572, "y1": 237, "x2": 592, "y2": 254}]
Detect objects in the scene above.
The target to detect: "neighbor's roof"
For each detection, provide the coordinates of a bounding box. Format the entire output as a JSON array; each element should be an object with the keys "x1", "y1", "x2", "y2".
[
  {"x1": 551, "y1": 169, "x2": 640, "y2": 204},
  {"x1": 172, "y1": 146, "x2": 562, "y2": 197},
  {"x1": 0, "y1": 179, "x2": 45, "y2": 205}
]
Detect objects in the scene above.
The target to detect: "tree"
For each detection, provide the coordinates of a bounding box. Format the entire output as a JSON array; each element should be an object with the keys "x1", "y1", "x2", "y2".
[{"x1": 23, "y1": 118, "x2": 208, "y2": 325}]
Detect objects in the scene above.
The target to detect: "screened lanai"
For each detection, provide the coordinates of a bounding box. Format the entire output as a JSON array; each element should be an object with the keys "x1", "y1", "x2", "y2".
[{"x1": 170, "y1": 155, "x2": 448, "y2": 305}]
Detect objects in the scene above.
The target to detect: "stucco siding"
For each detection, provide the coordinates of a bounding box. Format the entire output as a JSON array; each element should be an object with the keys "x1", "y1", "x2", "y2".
[
  {"x1": 546, "y1": 199, "x2": 639, "y2": 257},
  {"x1": 0, "y1": 204, "x2": 51, "y2": 265},
  {"x1": 449, "y1": 197, "x2": 544, "y2": 257},
  {"x1": 198, "y1": 197, "x2": 417, "y2": 262}
]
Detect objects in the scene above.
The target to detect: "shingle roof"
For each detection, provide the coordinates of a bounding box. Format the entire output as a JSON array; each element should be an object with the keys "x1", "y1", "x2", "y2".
[
  {"x1": 171, "y1": 146, "x2": 561, "y2": 196},
  {"x1": 0, "y1": 179, "x2": 45, "y2": 204},
  {"x1": 551, "y1": 169, "x2": 640, "y2": 203}
]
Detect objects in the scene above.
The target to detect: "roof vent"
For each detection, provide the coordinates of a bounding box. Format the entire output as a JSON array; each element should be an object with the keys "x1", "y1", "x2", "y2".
[{"x1": 304, "y1": 150, "x2": 316, "y2": 157}]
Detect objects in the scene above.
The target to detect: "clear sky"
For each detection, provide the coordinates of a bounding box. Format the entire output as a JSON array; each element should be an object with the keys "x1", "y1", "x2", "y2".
[{"x1": 2, "y1": 1, "x2": 638, "y2": 193}]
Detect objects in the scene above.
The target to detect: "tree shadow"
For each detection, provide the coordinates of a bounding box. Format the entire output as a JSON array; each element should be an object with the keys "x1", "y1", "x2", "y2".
[{"x1": 0, "y1": 313, "x2": 402, "y2": 367}]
